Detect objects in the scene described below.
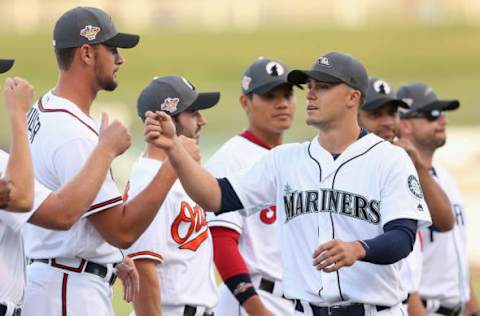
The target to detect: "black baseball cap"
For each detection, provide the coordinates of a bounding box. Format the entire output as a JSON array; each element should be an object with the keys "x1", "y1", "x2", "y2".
[
  {"x1": 137, "y1": 76, "x2": 220, "y2": 120},
  {"x1": 362, "y1": 77, "x2": 409, "y2": 112},
  {"x1": 397, "y1": 83, "x2": 459, "y2": 119},
  {"x1": 53, "y1": 7, "x2": 139, "y2": 49},
  {"x1": 0, "y1": 59, "x2": 14, "y2": 73},
  {"x1": 241, "y1": 57, "x2": 301, "y2": 95},
  {"x1": 288, "y1": 52, "x2": 368, "y2": 97}
]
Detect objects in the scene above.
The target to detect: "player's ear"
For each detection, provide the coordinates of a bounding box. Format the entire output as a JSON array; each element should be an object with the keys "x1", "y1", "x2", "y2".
[
  {"x1": 78, "y1": 44, "x2": 96, "y2": 66},
  {"x1": 398, "y1": 119, "x2": 411, "y2": 136},
  {"x1": 239, "y1": 94, "x2": 251, "y2": 113},
  {"x1": 346, "y1": 88, "x2": 361, "y2": 109}
]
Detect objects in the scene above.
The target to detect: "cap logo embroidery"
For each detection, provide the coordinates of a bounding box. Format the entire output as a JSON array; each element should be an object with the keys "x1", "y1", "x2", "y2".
[
  {"x1": 424, "y1": 86, "x2": 434, "y2": 96},
  {"x1": 242, "y1": 76, "x2": 252, "y2": 91},
  {"x1": 318, "y1": 56, "x2": 330, "y2": 66},
  {"x1": 161, "y1": 97, "x2": 179, "y2": 113},
  {"x1": 265, "y1": 61, "x2": 284, "y2": 76},
  {"x1": 373, "y1": 80, "x2": 391, "y2": 95},
  {"x1": 80, "y1": 25, "x2": 101, "y2": 41}
]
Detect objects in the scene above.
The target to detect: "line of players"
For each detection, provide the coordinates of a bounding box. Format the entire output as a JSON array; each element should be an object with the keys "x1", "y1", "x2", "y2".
[{"x1": 0, "y1": 5, "x2": 479, "y2": 316}]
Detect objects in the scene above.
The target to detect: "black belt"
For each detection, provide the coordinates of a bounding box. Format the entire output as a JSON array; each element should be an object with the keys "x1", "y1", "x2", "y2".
[
  {"x1": 258, "y1": 277, "x2": 292, "y2": 302},
  {"x1": 0, "y1": 304, "x2": 21, "y2": 316},
  {"x1": 183, "y1": 305, "x2": 213, "y2": 316},
  {"x1": 295, "y1": 300, "x2": 390, "y2": 316},
  {"x1": 31, "y1": 259, "x2": 117, "y2": 286},
  {"x1": 421, "y1": 299, "x2": 461, "y2": 316}
]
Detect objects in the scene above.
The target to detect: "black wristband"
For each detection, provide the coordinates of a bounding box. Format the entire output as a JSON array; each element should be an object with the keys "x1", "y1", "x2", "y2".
[{"x1": 224, "y1": 274, "x2": 258, "y2": 305}]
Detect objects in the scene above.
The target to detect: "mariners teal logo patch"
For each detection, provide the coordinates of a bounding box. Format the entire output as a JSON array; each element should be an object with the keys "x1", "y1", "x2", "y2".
[{"x1": 408, "y1": 175, "x2": 423, "y2": 199}]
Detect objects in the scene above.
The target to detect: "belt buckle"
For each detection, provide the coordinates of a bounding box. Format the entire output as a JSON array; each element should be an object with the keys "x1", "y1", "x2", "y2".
[{"x1": 327, "y1": 305, "x2": 343, "y2": 316}]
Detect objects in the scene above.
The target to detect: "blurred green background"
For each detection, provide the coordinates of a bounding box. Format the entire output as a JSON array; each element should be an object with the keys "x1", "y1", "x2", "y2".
[{"x1": 1, "y1": 1, "x2": 479, "y2": 314}]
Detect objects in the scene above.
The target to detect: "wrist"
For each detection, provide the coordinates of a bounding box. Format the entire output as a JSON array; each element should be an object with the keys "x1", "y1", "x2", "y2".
[
  {"x1": 354, "y1": 240, "x2": 366, "y2": 260},
  {"x1": 95, "y1": 143, "x2": 117, "y2": 161}
]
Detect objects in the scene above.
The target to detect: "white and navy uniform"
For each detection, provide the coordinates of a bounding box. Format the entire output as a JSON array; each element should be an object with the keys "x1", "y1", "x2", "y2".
[
  {"x1": 0, "y1": 150, "x2": 51, "y2": 316},
  {"x1": 223, "y1": 133, "x2": 431, "y2": 315},
  {"x1": 419, "y1": 166, "x2": 469, "y2": 316},
  {"x1": 206, "y1": 132, "x2": 295, "y2": 316},
  {"x1": 126, "y1": 156, "x2": 218, "y2": 316},
  {"x1": 21, "y1": 91, "x2": 124, "y2": 316}
]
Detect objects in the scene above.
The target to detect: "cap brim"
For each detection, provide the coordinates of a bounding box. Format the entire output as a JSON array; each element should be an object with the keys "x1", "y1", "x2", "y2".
[
  {"x1": 287, "y1": 70, "x2": 343, "y2": 85},
  {"x1": 421, "y1": 100, "x2": 460, "y2": 112},
  {"x1": 362, "y1": 97, "x2": 409, "y2": 112},
  {"x1": 189, "y1": 92, "x2": 221, "y2": 111},
  {"x1": 103, "y1": 33, "x2": 140, "y2": 49},
  {"x1": 0, "y1": 59, "x2": 14, "y2": 74}
]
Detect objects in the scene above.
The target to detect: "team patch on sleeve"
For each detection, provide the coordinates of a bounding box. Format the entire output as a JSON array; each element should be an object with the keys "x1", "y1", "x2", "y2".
[{"x1": 407, "y1": 175, "x2": 424, "y2": 200}]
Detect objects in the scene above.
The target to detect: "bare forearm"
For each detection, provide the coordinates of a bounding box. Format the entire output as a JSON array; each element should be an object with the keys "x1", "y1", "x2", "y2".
[
  {"x1": 167, "y1": 139, "x2": 221, "y2": 211},
  {"x1": 464, "y1": 282, "x2": 480, "y2": 316},
  {"x1": 417, "y1": 167, "x2": 454, "y2": 231},
  {"x1": 6, "y1": 114, "x2": 33, "y2": 211},
  {"x1": 133, "y1": 260, "x2": 161, "y2": 316},
  {"x1": 407, "y1": 292, "x2": 427, "y2": 316}
]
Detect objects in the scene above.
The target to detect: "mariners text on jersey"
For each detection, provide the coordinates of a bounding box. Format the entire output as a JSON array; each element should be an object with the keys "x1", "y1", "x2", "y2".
[{"x1": 283, "y1": 186, "x2": 380, "y2": 224}]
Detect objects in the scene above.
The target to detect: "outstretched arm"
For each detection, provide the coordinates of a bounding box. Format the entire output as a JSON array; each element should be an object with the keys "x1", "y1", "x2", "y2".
[
  {"x1": 144, "y1": 111, "x2": 222, "y2": 212},
  {"x1": 29, "y1": 113, "x2": 131, "y2": 230},
  {"x1": 2, "y1": 77, "x2": 34, "y2": 212}
]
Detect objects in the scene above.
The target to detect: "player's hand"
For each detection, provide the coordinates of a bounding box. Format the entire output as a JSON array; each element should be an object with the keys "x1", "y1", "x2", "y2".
[
  {"x1": 3, "y1": 77, "x2": 34, "y2": 116},
  {"x1": 178, "y1": 135, "x2": 201, "y2": 162},
  {"x1": 98, "y1": 112, "x2": 131, "y2": 158},
  {"x1": 116, "y1": 256, "x2": 139, "y2": 303},
  {"x1": 144, "y1": 111, "x2": 178, "y2": 150},
  {"x1": 393, "y1": 137, "x2": 428, "y2": 171},
  {"x1": 0, "y1": 174, "x2": 12, "y2": 209},
  {"x1": 312, "y1": 240, "x2": 365, "y2": 272}
]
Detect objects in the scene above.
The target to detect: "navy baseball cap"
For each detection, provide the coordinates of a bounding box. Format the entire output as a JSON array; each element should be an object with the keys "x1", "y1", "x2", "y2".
[
  {"x1": 362, "y1": 77, "x2": 408, "y2": 111},
  {"x1": 397, "y1": 83, "x2": 459, "y2": 119},
  {"x1": 0, "y1": 59, "x2": 14, "y2": 73},
  {"x1": 53, "y1": 7, "x2": 139, "y2": 49},
  {"x1": 288, "y1": 52, "x2": 369, "y2": 97},
  {"x1": 241, "y1": 57, "x2": 301, "y2": 95},
  {"x1": 137, "y1": 76, "x2": 220, "y2": 119}
]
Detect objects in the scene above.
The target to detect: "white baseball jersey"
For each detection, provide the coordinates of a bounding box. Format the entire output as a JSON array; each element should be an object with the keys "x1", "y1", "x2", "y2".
[
  {"x1": 126, "y1": 156, "x2": 218, "y2": 310},
  {"x1": 0, "y1": 150, "x2": 51, "y2": 307},
  {"x1": 227, "y1": 133, "x2": 431, "y2": 307},
  {"x1": 22, "y1": 91, "x2": 124, "y2": 264},
  {"x1": 206, "y1": 133, "x2": 283, "y2": 281},
  {"x1": 418, "y1": 166, "x2": 470, "y2": 307},
  {"x1": 401, "y1": 233, "x2": 423, "y2": 294}
]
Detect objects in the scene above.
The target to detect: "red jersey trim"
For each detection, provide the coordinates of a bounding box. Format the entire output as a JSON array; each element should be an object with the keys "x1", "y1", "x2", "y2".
[
  {"x1": 37, "y1": 96, "x2": 98, "y2": 136},
  {"x1": 88, "y1": 196, "x2": 123, "y2": 212},
  {"x1": 62, "y1": 273, "x2": 68, "y2": 316},
  {"x1": 240, "y1": 130, "x2": 272, "y2": 150},
  {"x1": 128, "y1": 251, "x2": 164, "y2": 262}
]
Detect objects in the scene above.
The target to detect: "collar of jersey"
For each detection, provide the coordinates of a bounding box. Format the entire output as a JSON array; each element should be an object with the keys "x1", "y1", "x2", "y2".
[
  {"x1": 38, "y1": 91, "x2": 99, "y2": 135},
  {"x1": 309, "y1": 133, "x2": 384, "y2": 170},
  {"x1": 240, "y1": 130, "x2": 272, "y2": 150}
]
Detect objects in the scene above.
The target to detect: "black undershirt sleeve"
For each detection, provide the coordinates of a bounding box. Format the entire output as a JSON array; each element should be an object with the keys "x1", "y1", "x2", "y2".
[
  {"x1": 217, "y1": 178, "x2": 244, "y2": 214},
  {"x1": 360, "y1": 218, "x2": 418, "y2": 264}
]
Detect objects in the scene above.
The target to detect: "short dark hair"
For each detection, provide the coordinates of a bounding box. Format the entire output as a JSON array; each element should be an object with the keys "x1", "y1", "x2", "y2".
[{"x1": 54, "y1": 47, "x2": 77, "y2": 70}]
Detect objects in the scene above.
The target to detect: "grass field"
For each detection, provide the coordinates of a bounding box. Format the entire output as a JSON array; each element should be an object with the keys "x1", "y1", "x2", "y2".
[{"x1": 1, "y1": 25, "x2": 478, "y2": 314}]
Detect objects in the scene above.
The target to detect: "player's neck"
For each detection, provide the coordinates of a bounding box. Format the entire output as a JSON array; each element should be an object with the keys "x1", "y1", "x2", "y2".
[
  {"x1": 246, "y1": 126, "x2": 283, "y2": 148},
  {"x1": 416, "y1": 146, "x2": 435, "y2": 169},
  {"x1": 316, "y1": 121, "x2": 361, "y2": 154},
  {"x1": 54, "y1": 71, "x2": 98, "y2": 116},
  {"x1": 144, "y1": 144, "x2": 167, "y2": 161}
]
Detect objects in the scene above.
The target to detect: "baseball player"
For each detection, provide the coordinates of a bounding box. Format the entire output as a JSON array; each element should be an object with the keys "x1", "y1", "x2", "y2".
[
  {"x1": 20, "y1": 7, "x2": 182, "y2": 316},
  {"x1": 359, "y1": 77, "x2": 456, "y2": 315},
  {"x1": 126, "y1": 76, "x2": 219, "y2": 316},
  {"x1": 144, "y1": 51, "x2": 432, "y2": 316},
  {"x1": 206, "y1": 57, "x2": 296, "y2": 316},
  {"x1": 398, "y1": 83, "x2": 479, "y2": 316},
  {"x1": 0, "y1": 59, "x2": 139, "y2": 316}
]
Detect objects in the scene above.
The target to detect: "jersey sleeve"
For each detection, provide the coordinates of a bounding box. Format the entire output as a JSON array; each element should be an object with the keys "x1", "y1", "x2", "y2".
[
  {"x1": 205, "y1": 153, "x2": 244, "y2": 233},
  {"x1": 226, "y1": 151, "x2": 277, "y2": 217},
  {"x1": 51, "y1": 138, "x2": 123, "y2": 217},
  {"x1": 379, "y1": 148, "x2": 432, "y2": 228},
  {"x1": 0, "y1": 179, "x2": 52, "y2": 232}
]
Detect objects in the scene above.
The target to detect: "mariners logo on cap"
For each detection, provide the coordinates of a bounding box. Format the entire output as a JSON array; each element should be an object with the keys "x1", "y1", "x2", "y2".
[
  {"x1": 318, "y1": 56, "x2": 332, "y2": 68},
  {"x1": 160, "y1": 97, "x2": 179, "y2": 113},
  {"x1": 242, "y1": 76, "x2": 252, "y2": 90},
  {"x1": 408, "y1": 175, "x2": 424, "y2": 200},
  {"x1": 265, "y1": 61, "x2": 284, "y2": 77},
  {"x1": 80, "y1": 25, "x2": 101, "y2": 41},
  {"x1": 373, "y1": 80, "x2": 391, "y2": 95}
]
